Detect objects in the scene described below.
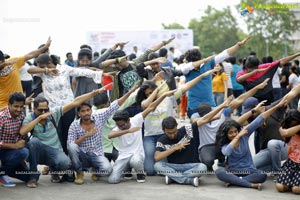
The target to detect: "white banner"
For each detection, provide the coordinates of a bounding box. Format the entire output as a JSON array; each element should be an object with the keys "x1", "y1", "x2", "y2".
[{"x1": 86, "y1": 30, "x2": 193, "y2": 55}]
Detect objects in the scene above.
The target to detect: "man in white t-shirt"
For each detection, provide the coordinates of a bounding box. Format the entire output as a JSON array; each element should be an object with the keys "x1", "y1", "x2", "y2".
[{"x1": 108, "y1": 90, "x2": 175, "y2": 184}]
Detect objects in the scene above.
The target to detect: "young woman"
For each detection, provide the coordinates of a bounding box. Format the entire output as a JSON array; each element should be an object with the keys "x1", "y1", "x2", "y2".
[
  {"x1": 276, "y1": 109, "x2": 300, "y2": 195},
  {"x1": 212, "y1": 63, "x2": 228, "y2": 106},
  {"x1": 215, "y1": 99, "x2": 286, "y2": 190}
]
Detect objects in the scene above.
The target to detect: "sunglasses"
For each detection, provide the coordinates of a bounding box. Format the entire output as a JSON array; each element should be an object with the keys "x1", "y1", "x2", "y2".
[{"x1": 37, "y1": 108, "x2": 49, "y2": 113}]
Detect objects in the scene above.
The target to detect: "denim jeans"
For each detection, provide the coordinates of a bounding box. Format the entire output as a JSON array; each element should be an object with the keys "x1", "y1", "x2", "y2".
[
  {"x1": 143, "y1": 134, "x2": 164, "y2": 176},
  {"x1": 68, "y1": 143, "x2": 112, "y2": 176},
  {"x1": 233, "y1": 90, "x2": 244, "y2": 116},
  {"x1": 154, "y1": 161, "x2": 207, "y2": 185},
  {"x1": 216, "y1": 168, "x2": 267, "y2": 188},
  {"x1": 27, "y1": 138, "x2": 71, "y2": 180},
  {"x1": 213, "y1": 92, "x2": 224, "y2": 106},
  {"x1": 253, "y1": 139, "x2": 288, "y2": 173},
  {"x1": 108, "y1": 154, "x2": 144, "y2": 184},
  {"x1": 0, "y1": 148, "x2": 30, "y2": 182}
]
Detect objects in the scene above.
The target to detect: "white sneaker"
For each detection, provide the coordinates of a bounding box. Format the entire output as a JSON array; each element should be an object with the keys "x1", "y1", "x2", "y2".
[
  {"x1": 165, "y1": 176, "x2": 173, "y2": 185},
  {"x1": 191, "y1": 177, "x2": 199, "y2": 187}
]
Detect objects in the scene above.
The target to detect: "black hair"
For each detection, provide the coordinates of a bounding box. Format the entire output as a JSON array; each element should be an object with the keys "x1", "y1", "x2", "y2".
[
  {"x1": 158, "y1": 48, "x2": 168, "y2": 57},
  {"x1": 290, "y1": 66, "x2": 297, "y2": 74},
  {"x1": 36, "y1": 54, "x2": 59, "y2": 66},
  {"x1": 33, "y1": 96, "x2": 49, "y2": 107},
  {"x1": 215, "y1": 62, "x2": 225, "y2": 75},
  {"x1": 267, "y1": 56, "x2": 273, "y2": 63},
  {"x1": 128, "y1": 53, "x2": 137, "y2": 61},
  {"x1": 78, "y1": 48, "x2": 92, "y2": 61},
  {"x1": 0, "y1": 50, "x2": 5, "y2": 61},
  {"x1": 38, "y1": 44, "x2": 49, "y2": 54},
  {"x1": 197, "y1": 103, "x2": 212, "y2": 117},
  {"x1": 184, "y1": 49, "x2": 201, "y2": 62},
  {"x1": 249, "y1": 51, "x2": 256, "y2": 56},
  {"x1": 294, "y1": 60, "x2": 299, "y2": 66},
  {"x1": 162, "y1": 116, "x2": 178, "y2": 130},
  {"x1": 228, "y1": 56, "x2": 236, "y2": 65},
  {"x1": 8, "y1": 92, "x2": 25, "y2": 104},
  {"x1": 281, "y1": 109, "x2": 300, "y2": 143},
  {"x1": 93, "y1": 93, "x2": 109, "y2": 107},
  {"x1": 215, "y1": 120, "x2": 241, "y2": 158},
  {"x1": 77, "y1": 102, "x2": 92, "y2": 112},
  {"x1": 109, "y1": 50, "x2": 126, "y2": 59},
  {"x1": 66, "y1": 52, "x2": 72, "y2": 57},
  {"x1": 136, "y1": 80, "x2": 158, "y2": 108},
  {"x1": 112, "y1": 110, "x2": 130, "y2": 122},
  {"x1": 80, "y1": 44, "x2": 92, "y2": 51},
  {"x1": 262, "y1": 56, "x2": 268, "y2": 64},
  {"x1": 147, "y1": 52, "x2": 159, "y2": 61},
  {"x1": 245, "y1": 55, "x2": 260, "y2": 70},
  {"x1": 93, "y1": 52, "x2": 100, "y2": 57}
]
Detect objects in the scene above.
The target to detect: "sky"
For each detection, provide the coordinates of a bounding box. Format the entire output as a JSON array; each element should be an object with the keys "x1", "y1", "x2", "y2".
[{"x1": 0, "y1": 0, "x2": 298, "y2": 59}]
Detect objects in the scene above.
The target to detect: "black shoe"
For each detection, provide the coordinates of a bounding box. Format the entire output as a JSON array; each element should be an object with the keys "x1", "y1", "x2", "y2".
[
  {"x1": 136, "y1": 174, "x2": 146, "y2": 183},
  {"x1": 51, "y1": 174, "x2": 61, "y2": 183},
  {"x1": 60, "y1": 171, "x2": 75, "y2": 183},
  {"x1": 124, "y1": 173, "x2": 133, "y2": 180}
]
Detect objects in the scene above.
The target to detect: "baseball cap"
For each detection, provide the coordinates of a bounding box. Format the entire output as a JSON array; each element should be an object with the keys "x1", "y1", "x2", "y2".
[{"x1": 241, "y1": 97, "x2": 259, "y2": 115}]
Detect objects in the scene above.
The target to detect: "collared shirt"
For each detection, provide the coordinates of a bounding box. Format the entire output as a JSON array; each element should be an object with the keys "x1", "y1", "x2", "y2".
[
  {"x1": 0, "y1": 107, "x2": 24, "y2": 143},
  {"x1": 68, "y1": 100, "x2": 119, "y2": 156},
  {"x1": 22, "y1": 107, "x2": 63, "y2": 150}
]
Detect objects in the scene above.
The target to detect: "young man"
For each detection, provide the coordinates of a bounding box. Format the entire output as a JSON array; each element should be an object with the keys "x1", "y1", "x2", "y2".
[
  {"x1": 67, "y1": 82, "x2": 139, "y2": 185},
  {"x1": 19, "y1": 85, "x2": 111, "y2": 188},
  {"x1": 108, "y1": 90, "x2": 176, "y2": 184},
  {"x1": 0, "y1": 38, "x2": 51, "y2": 110},
  {"x1": 181, "y1": 36, "x2": 251, "y2": 117},
  {"x1": 0, "y1": 93, "x2": 31, "y2": 186},
  {"x1": 153, "y1": 98, "x2": 231, "y2": 187}
]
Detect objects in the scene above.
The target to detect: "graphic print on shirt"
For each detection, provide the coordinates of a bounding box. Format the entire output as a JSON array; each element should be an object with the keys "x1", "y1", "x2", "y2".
[{"x1": 0, "y1": 65, "x2": 14, "y2": 77}]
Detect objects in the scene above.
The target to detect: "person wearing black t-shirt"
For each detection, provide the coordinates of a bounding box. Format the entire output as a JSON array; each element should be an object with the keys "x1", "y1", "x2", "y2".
[{"x1": 154, "y1": 99, "x2": 230, "y2": 187}]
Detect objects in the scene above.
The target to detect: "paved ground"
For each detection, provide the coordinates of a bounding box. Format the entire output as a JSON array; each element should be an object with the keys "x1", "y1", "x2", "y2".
[{"x1": 1, "y1": 117, "x2": 298, "y2": 200}]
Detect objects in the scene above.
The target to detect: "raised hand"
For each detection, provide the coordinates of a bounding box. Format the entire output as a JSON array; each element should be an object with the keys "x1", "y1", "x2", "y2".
[
  {"x1": 237, "y1": 35, "x2": 251, "y2": 47},
  {"x1": 38, "y1": 112, "x2": 53, "y2": 120},
  {"x1": 175, "y1": 140, "x2": 190, "y2": 151},
  {"x1": 256, "y1": 78, "x2": 269, "y2": 89},
  {"x1": 44, "y1": 37, "x2": 52, "y2": 49},
  {"x1": 162, "y1": 37, "x2": 175, "y2": 45},
  {"x1": 25, "y1": 93, "x2": 35, "y2": 105}
]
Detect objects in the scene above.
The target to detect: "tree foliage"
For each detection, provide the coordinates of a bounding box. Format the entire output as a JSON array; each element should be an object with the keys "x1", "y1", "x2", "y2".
[
  {"x1": 237, "y1": 0, "x2": 300, "y2": 59},
  {"x1": 162, "y1": 23, "x2": 185, "y2": 29},
  {"x1": 188, "y1": 6, "x2": 248, "y2": 58}
]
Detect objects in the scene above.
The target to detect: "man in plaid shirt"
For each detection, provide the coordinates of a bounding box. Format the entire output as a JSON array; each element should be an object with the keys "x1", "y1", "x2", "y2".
[
  {"x1": 0, "y1": 92, "x2": 31, "y2": 186},
  {"x1": 67, "y1": 82, "x2": 140, "y2": 185}
]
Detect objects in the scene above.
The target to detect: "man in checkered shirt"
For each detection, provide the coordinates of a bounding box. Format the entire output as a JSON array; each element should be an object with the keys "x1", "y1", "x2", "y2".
[{"x1": 0, "y1": 92, "x2": 31, "y2": 185}]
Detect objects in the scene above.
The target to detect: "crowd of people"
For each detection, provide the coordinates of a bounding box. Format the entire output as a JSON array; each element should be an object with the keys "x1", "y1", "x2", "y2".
[{"x1": 0, "y1": 36, "x2": 300, "y2": 195}]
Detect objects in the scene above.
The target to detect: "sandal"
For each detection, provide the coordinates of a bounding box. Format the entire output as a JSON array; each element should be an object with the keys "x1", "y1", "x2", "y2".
[{"x1": 27, "y1": 179, "x2": 38, "y2": 188}]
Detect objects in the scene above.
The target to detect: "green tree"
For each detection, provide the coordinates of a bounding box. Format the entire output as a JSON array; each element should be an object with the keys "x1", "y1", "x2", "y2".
[
  {"x1": 162, "y1": 23, "x2": 185, "y2": 29},
  {"x1": 188, "y1": 6, "x2": 248, "y2": 58},
  {"x1": 238, "y1": 0, "x2": 300, "y2": 58}
]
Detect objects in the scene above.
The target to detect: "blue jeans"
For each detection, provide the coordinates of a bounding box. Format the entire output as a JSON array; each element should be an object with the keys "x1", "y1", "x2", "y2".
[
  {"x1": 108, "y1": 154, "x2": 144, "y2": 184},
  {"x1": 213, "y1": 92, "x2": 224, "y2": 106},
  {"x1": 68, "y1": 143, "x2": 112, "y2": 176},
  {"x1": 253, "y1": 139, "x2": 288, "y2": 173},
  {"x1": 0, "y1": 148, "x2": 30, "y2": 182},
  {"x1": 27, "y1": 138, "x2": 71, "y2": 180},
  {"x1": 233, "y1": 90, "x2": 244, "y2": 116},
  {"x1": 216, "y1": 168, "x2": 267, "y2": 188},
  {"x1": 154, "y1": 161, "x2": 207, "y2": 185},
  {"x1": 143, "y1": 134, "x2": 164, "y2": 176}
]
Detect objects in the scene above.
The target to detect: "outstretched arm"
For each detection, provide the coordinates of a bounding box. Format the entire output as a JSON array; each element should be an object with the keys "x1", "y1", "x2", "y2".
[
  {"x1": 62, "y1": 84, "x2": 111, "y2": 114},
  {"x1": 150, "y1": 37, "x2": 175, "y2": 52},
  {"x1": 24, "y1": 37, "x2": 51, "y2": 61},
  {"x1": 229, "y1": 78, "x2": 269, "y2": 112},
  {"x1": 180, "y1": 68, "x2": 216, "y2": 94},
  {"x1": 280, "y1": 52, "x2": 300, "y2": 66},
  {"x1": 279, "y1": 124, "x2": 300, "y2": 138}
]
